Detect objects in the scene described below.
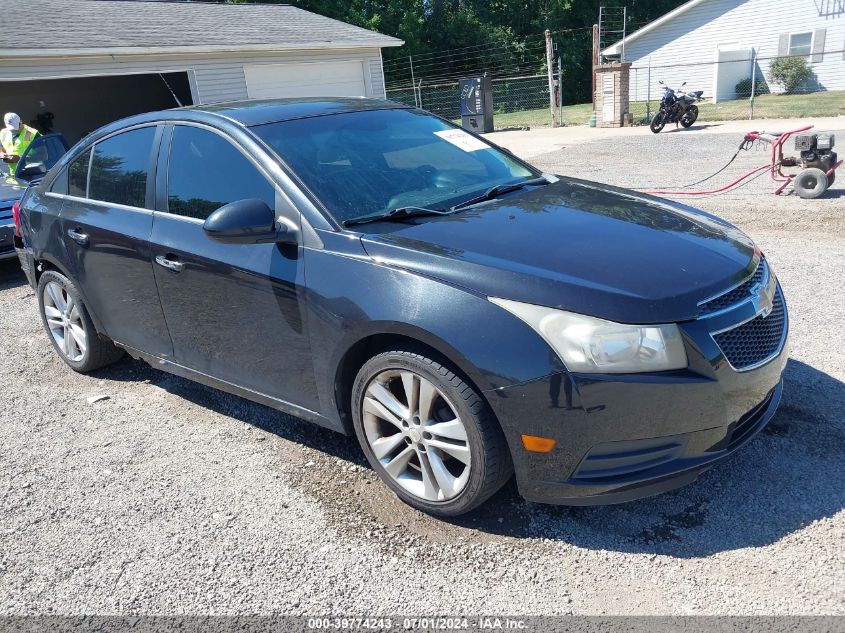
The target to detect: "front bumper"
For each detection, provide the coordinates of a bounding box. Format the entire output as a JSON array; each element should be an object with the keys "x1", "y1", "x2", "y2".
[{"x1": 486, "y1": 283, "x2": 789, "y2": 506}]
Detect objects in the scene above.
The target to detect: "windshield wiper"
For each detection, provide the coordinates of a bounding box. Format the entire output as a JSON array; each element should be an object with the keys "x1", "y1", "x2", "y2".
[
  {"x1": 450, "y1": 176, "x2": 550, "y2": 211},
  {"x1": 343, "y1": 206, "x2": 453, "y2": 227}
]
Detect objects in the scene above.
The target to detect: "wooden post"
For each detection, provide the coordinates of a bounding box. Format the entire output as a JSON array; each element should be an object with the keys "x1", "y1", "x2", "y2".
[{"x1": 545, "y1": 29, "x2": 558, "y2": 127}]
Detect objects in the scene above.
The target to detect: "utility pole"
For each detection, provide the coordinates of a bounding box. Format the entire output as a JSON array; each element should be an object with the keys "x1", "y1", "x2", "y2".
[{"x1": 545, "y1": 29, "x2": 558, "y2": 127}]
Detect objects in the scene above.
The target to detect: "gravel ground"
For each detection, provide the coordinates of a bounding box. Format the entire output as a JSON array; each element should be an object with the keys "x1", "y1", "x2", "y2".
[{"x1": 0, "y1": 128, "x2": 843, "y2": 616}]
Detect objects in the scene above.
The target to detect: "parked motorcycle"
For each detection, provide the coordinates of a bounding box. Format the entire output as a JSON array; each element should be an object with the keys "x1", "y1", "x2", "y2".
[{"x1": 650, "y1": 81, "x2": 704, "y2": 133}]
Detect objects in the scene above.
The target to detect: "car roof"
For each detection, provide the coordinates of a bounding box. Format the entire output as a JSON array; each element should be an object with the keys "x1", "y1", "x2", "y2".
[
  {"x1": 64, "y1": 98, "x2": 414, "y2": 164},
  {"x1": 185, "y1": 97, "x2": 410, "y2": 127}
]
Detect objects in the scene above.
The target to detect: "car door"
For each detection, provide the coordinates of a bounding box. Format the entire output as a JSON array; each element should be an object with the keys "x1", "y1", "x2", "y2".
[
  {"x1": 149, "y1": 123, "x2": 317, "y2": 408},
  {"x1": 59, "y1": 125, "x2": 173, "y2": 357}
]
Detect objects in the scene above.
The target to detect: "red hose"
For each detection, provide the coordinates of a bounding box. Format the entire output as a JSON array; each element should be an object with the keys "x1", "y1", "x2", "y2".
[{"x1": 640, "y1": 163, "x2": 771, "y2": 196}]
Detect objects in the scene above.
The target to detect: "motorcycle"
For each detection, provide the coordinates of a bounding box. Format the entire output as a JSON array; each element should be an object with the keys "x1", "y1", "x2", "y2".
[{"x1": 650, "y1": 81, "x2": 704, "y2": 133}]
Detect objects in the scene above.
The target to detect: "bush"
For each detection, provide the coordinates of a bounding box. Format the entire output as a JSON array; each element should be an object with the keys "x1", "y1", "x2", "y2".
[
  {"x1": 735, "y1": 76, "x2": 770, "y2": 98},
  {"x1": 769, "y1": 56, "x2": 814, "y2": 94}
]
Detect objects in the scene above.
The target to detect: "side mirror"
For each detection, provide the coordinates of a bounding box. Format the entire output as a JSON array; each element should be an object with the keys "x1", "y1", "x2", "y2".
[
  {"x1": 16, "y1": 161, "x2": 47, "y2": 180},
  {"x1": 203, "y1": 198, "x2": 297, "y2": 245}
]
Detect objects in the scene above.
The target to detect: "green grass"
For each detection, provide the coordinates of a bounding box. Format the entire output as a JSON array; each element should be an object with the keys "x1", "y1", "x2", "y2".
[{"x1": 481, "y1": 91, "x2": 845, "y2": 129}]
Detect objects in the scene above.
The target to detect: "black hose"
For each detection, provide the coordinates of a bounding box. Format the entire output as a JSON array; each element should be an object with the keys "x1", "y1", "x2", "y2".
[{"x1": 646, "y1": 137, "x2": 756, "y2": 190}]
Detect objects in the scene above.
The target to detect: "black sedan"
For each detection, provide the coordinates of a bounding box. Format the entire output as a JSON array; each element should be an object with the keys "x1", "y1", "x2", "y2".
[{"x1": 14, "y1": 98, "x2": 788, "y2": 516}]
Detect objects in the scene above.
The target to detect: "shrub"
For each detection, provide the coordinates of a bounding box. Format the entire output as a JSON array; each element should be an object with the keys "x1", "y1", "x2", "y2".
[
  {"x1": 735, "y1": 76, "x2": 770, "y2": 98},
  {"x1": 769, "y1": 56, "x2": 814, "y2": 94}
]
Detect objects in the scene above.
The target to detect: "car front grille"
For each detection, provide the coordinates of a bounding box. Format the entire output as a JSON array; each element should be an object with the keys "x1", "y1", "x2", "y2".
[
  {"x1": 713, "y1": 285, "x2": 786, "y2": 370},
  {"x1": 699, "y1": 259, "x2": 766, "y2": 315}
]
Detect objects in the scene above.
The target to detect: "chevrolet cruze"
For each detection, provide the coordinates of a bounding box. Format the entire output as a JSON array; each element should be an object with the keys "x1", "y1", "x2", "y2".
[{"x1": 14, "y1": 98, "x2": 788, "y2": 516}]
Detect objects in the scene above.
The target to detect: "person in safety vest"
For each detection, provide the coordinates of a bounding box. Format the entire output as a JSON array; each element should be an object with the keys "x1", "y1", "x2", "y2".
[{"x1": 1, "y1": 113, "x2": 40, "y2": 174}]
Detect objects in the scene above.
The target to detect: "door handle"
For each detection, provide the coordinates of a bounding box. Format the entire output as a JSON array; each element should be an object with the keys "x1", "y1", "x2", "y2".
[
  {"x1": 67, "y1": 228, "x2": 89, "y2": 247},
  {"x1": 155, "y1": 254, "x2": 184, "y2": 273}
]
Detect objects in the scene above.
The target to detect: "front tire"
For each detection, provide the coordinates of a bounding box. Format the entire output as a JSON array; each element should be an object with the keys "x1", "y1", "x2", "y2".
[
  {"x1": 650, "y1": 113, "x2": 666, "y2": 133},
  {"x1": 351, "y1": 349, "x2": 512, "y2": 516},
  {"x1": 37, "y1": 270, "x2": 124, "y2": 372},
  {"x1": 680, "y1": 105, "x2": 699, "y2": 128}
]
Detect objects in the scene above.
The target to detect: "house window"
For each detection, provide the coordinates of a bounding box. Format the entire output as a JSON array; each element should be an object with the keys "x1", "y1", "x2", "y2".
[{"x1": 789, "y1": 32, "x2": 813, "y2": 56}]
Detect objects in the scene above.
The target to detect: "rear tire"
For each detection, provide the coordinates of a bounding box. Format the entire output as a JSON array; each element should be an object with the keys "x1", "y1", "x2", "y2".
[
  {"x1": 351, "y1": 349, "x2": 512, "y2": 516},
  {"x1": 650, "y1": 113, "x2": 666, "y2": 133},
  {"x1": 794, "y1": 168, "x2": 829, "y2": 199},
  {"x1": 37, "y1": 270, "x2": 125, "y2": 372},
  {"x1": 680, "y1": 105, "x2": 699, "y2": 128}
]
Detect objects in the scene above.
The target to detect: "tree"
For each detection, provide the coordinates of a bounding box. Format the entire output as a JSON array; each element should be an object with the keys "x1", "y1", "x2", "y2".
[{"x1": 226, "y1": 0, "x2": 690, "y2": 104}]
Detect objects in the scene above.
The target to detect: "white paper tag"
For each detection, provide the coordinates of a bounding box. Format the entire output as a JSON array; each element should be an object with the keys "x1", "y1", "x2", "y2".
[{"x1": 434, "y1": 129, "x2": 489, "y2": 152}]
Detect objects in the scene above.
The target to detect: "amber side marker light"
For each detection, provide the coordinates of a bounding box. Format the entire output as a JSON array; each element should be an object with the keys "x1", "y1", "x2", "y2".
[{"x1": 521, "y1": 434, "x2": 557, "y2": 453}]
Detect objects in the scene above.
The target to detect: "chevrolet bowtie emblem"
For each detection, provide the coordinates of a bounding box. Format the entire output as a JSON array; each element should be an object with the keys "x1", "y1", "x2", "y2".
[{"x1": 750, "y1": 282, "x2": 774, "y2": 318}]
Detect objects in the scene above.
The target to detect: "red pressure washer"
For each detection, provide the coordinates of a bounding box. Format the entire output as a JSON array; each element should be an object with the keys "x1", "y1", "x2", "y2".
[{"x1": 642, "y1": 124, "x2": 841, "y2": 199}]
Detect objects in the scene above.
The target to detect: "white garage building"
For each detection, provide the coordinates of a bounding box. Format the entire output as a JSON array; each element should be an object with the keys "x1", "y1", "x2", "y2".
[{"x1": 0, "y1": 0, "x2": 403, "y2": 143}]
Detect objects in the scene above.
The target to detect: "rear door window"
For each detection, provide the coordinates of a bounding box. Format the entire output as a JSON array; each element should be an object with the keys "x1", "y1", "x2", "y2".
[
  {"x1": 67, "y1": 148, "x2": 91, "y2": 197},
  {"x1": 89, "y1": 126, "x2": 156, "y2": 208},
  {"x1": 166, "y1": 125, "x2": 275, "y2": 220}
]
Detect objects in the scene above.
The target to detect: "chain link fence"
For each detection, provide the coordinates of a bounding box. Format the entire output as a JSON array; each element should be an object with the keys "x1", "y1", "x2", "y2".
[
  {"x1": 385, "y1": 48, "x2": 845, "y2": 130},
  {"x1": 386, "y1": 74, "x2": 556, "y2": 129},
  {"x1": 626, "y1": 49, "x2": 845, "y2": 126}
]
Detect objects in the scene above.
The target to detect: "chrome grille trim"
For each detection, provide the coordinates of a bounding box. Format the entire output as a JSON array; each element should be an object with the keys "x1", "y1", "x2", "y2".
[{"x1": 698, "y1": 258, "x2": 768, "y2": 317}]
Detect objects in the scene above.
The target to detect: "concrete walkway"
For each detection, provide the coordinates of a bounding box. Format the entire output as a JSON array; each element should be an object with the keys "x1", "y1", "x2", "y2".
[{"x1": 485, "y1": 116, "x2": 845, "y2": 158}]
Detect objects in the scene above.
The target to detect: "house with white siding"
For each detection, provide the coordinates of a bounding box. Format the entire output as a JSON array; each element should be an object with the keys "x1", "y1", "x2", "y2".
[
  {"x1": 0, "y1": 0, "x2": 403, "y2": 143},
  {"x1": 602, "y1": 0, "x2": 845, "y2": 103}
]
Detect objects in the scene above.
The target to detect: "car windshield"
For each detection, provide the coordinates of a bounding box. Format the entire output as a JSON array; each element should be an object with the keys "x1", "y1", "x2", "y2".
[{"x1": 251, "y1": 108, "x2": 536, "y2": 224}]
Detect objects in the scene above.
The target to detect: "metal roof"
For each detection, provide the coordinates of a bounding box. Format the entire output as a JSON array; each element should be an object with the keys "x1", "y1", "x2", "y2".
[
  {"x1": 1, "y1": 0, "x2": 403, "y2": 57},
  {"x1": 601, "y1": 0, "x2": 711, "y2": 56}
]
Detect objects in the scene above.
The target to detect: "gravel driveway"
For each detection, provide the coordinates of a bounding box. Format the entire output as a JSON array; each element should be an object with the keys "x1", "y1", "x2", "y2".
[{"x1": 1, "y1": 126, "x2": 843, "y2": 617}]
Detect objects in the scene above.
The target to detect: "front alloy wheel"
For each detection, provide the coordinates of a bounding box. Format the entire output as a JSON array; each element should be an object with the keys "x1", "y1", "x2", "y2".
[
  {"x1": 352, "y1": 349, "x2": 512, "y2": 516},
  {"x1": 362, "y1": 369, "x2": 471, "y2": 501}
]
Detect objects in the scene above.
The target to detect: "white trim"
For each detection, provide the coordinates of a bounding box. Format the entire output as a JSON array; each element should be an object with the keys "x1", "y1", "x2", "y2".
[
  {"x1": 0, "y1": 67, "x2": 194, "y2": 83},
  {"x1": 0, "y1": 40, "x2": 404, "y2": 59},
  {"x1": 601, "y1": 0, "x2": 711, "y2": 55}
]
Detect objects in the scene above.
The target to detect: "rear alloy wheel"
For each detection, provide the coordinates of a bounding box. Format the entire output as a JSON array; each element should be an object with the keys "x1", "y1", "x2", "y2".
[
  {"x1": 352, "y1": 349, "x2": 512, "y2": 516},
  {"x1": 680, "y1": 105, "x2": 699, "y2": 128},
  {"x1": 37, "y1": 270, "x2": 124, "y2": 372}
]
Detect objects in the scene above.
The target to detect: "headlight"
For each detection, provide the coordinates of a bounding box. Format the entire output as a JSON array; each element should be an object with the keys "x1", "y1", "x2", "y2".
[{"x1": 489, "y1": 297, "x2": 688, "y2": 373}]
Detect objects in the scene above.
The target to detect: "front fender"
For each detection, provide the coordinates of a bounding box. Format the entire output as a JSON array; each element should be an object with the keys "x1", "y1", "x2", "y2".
[{"x1": 303, "y1": 241, "x2": 560, "y2": 430}]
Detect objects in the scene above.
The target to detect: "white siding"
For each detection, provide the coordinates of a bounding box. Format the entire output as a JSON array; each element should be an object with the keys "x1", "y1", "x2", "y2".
[
  {"x1": 0, "y1": 47, "x2": 388, "y2": 103},
  {"x1": 616, "y1": 0, "x2": 845, "y2": 102}
]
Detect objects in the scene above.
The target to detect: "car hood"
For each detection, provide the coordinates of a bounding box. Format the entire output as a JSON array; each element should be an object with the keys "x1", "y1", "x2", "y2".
[
  {"x1": 0, "y1": 174, "x2": 25, "y2": 204},
  {"x1": 358, "y1": 178, "x2": 758, "y2": 324}
]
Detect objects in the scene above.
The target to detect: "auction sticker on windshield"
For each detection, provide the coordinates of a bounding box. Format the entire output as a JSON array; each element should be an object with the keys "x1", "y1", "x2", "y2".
[{"x1": 434, "y1": 129, "x2": 488, "y2": 152}]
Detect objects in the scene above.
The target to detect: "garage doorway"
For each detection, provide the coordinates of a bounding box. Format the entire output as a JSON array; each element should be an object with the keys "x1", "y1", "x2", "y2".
[{"x1": 0, "y1": 72, "x2": 193, "y2": 145}]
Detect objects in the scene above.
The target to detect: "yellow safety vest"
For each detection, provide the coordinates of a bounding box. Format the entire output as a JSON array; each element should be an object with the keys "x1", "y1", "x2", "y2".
[{"x1": 0, "y1": 124, "x2": 40, "y2": 159}]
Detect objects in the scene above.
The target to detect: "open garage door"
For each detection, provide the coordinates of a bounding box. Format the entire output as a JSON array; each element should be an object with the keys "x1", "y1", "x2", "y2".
[
  {"x1": 0, "y1": 72, "x2": 193, "y2": 146},
  {"x1": 244, "y1": 61, "x2": 367, "y2": 99}
]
